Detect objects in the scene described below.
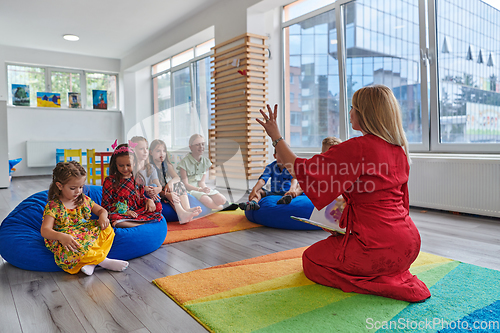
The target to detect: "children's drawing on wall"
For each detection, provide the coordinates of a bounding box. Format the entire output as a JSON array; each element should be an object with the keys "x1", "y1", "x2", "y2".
[
  {"x1": 68, "y1": 92, "x2": 81, "y2": 108},
  {"x1": 93, "y1": 90, "x2": 107, "y2": 110},
  {"x1": 37, "y1": 92, "x2": 61, "y2": 108},
  {"x1": 12, "y1": 84, "x2": 30, "y2": 106}
]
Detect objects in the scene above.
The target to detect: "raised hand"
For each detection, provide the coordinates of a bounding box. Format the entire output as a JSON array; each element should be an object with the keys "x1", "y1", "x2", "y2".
[{"x1": 256, "y1": 104, "x2": 282, "y2": 141}]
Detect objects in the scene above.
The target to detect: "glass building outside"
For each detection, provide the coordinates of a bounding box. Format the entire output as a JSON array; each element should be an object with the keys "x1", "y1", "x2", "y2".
[{"x1": 283, "y1": 0, "x2": 500, "y2": 148}]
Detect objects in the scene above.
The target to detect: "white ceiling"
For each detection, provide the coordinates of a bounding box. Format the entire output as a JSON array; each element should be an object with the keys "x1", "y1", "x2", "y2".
[{"x1": 0, "y1": 0, "x2": 224, "y2": 59}]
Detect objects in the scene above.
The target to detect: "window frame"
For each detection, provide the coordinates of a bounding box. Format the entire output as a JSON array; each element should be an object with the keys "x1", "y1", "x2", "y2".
[
  {"x1": 281, "y1": 0, "x2": 500, "y2": 154},
  {"x1": 6, "y1": 63, "x2": 119, "y2": 110},
  {"x1": 427, "y1": 0, "x2": 500, "y2": 153},
  {"x1": 151, "y1": 43, "x2": 214, "y2": 150}
]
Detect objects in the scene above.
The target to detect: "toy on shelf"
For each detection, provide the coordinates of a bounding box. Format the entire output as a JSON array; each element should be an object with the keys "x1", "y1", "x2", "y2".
[{"x1": 8, "y1": 158, "x2": 22, "y2": 181}]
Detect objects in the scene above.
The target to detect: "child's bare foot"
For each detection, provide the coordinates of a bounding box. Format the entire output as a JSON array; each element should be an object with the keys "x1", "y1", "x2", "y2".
[
  {"x1": 81, "y1": 264, "x2": 96, "y2": 275},
  {"x1": 187, "y1": 206, "x2": 202, "y2": 215},
  {"x1": 179, "y1": 208, "x2": 201, "y2": 224},
  {"x1": 98, "y1": 258, "x2": 129, "y2": 272}
]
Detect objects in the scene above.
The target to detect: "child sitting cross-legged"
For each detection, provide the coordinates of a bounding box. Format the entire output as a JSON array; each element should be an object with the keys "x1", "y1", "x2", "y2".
[
  {"x1": 148, "y1": 138, "x2": 202, "y2": 224},
  {"x1": 276, "y1": 136, "x2": 344, "y2": 205},
  {"x1": 41, "y1": 161, "x2": 128, "y2": 275},
  {"x1": 239, "y1": 148, "x2": 294, "y2": 210},
  {"x1": 178, "y1": 134, "x2": 231, "y2": 210}
]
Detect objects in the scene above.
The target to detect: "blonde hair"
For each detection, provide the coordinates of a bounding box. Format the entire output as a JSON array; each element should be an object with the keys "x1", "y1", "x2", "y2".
[
  {"x1": 322, "y1": 136, "x2": 342, "y2": 150},
  {"x1": 352, "y1": 85, "x2": 410, "y2": 163},
  {"x1": 189, "y1": 134, "x2": 204, "y2": 146},
  {"x1": 130, "y1": 136, "x2": 153, "y2": 178}
]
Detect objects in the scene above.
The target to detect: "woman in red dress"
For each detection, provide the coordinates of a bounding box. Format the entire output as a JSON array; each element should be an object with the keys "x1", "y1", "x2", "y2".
[{"x1": 257, "y1": 85, "x2": 430, "y2": 303}]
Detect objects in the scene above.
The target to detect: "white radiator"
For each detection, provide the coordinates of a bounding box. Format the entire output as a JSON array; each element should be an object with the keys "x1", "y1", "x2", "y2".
[
  {"x1": 408, "y1": 154, "x2": 500, "y2": 218},
  {"x1": 26, "y1": 140, "x2": 111, "y2": 167}
]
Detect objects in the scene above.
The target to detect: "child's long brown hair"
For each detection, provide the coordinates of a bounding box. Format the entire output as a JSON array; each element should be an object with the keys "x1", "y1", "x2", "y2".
[
  {"x1": 109, "y1": 144, "x2": 134, "y2": 187},
  {"x1": 149, "y1": 139, "x2": 171, "y2": 183},
  {"x1": 48, "y1": 161, "x2": 86, "y2": 206}
]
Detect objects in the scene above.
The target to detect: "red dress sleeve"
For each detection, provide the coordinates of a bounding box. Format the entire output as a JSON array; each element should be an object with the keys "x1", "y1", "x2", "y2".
[
  {"x1": 101, "y1": 176, "x2": 116, "y2": 213},
  {"x1": 294, "y1": 138, "x2": 364, "y2": 210}
]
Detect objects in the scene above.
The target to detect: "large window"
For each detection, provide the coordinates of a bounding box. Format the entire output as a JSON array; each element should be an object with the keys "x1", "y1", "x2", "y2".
[
  {"x1": 343, "y1": 0, "x2": 422, "y2": 142},
  {"x1": 152, "y1": 39, "x2": 215, "y2": 149},
  {"x1": 282, "y1": 0, "x2": 500, "y2": 153},
  {"x1": 435, "y1": 0, "x2": 500, "y2": 145},
  {"x1": 7, "y1": 64, "x2": 118, "y2": 110},
  {"x1": 284, "y1": 8, "x2": 340, "y2": 148}
]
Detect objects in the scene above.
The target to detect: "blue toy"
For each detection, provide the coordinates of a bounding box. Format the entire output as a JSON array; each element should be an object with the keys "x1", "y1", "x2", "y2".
[
  {"x1": 8, "y1": 158, "x2": 22, "y2": 176},
  {"x1": 0, "y1": 185, "x2": 167, "y2": 272}
]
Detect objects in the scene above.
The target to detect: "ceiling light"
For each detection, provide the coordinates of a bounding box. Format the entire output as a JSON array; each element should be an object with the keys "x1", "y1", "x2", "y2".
[{"x1": 63, "y1": 34, "x2": 79, "y2": 41}]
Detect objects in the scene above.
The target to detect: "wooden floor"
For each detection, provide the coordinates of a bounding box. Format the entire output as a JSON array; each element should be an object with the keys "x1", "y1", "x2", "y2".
[{"x1": 1, "y1": 176, "x2": 499, "y2": 333}]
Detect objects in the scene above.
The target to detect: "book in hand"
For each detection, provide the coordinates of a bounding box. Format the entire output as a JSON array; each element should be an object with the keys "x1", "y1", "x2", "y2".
[{"x1": 290, "y1": 197, "x2": 346, "y2": 234}]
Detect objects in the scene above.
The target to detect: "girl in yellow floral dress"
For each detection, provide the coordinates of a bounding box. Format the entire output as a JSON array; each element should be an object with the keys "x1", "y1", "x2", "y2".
[{"x1": 41, "y1": 161, "x2": 129, "y2": 275}]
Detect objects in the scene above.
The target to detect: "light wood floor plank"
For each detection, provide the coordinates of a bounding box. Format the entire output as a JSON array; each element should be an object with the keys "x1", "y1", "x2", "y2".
[
  {"x1": 0, "y1": 259, "x2": 22, "y2": 333},
  {"x1": 150, "y1": 245, "x2": 212, "y2": 273},
  {"x1": 11, "y1": 277, "x2": 87, "y2": 333},
  {"x1": 53, "y1": 273, "x2": 146, "y2": 332},
  {"x1": 94, "y1": 267, "x2": 207, "y2": 332},
  {"x1": 127, "y1": 252, "x2": 182, "y2": 282}
]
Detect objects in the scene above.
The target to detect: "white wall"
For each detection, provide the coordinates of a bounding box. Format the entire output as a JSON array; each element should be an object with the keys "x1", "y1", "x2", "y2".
[
  {"x1": 0, "y1": 45, "x2": 123, "y2": 177},
  {"x1": 0, "y1": 101, "x2": 9, "y2": 188},
  {"x1": 119, "y1": 0, "x2": 265, "y2": 142}
]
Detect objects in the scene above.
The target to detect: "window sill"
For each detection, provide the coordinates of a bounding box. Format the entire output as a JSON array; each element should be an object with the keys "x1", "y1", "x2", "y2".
[{"x1": 7, "y1": 105, "x2": 122, "y2": 113}]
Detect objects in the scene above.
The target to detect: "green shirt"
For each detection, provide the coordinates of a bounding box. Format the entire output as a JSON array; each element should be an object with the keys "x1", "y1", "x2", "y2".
[{"x1": 178, "y1": 153, "x2": 212, "y2": 187}]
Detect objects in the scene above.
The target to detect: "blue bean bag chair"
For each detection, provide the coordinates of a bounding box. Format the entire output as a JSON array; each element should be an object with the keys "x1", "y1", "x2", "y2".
[
  {"x1": 161, "y1": 194, "x2": 212, "y2": 222},
  {"x1": 244, "y1": 194, "x2": 320, "y2": 230},
  {"x1": 0, "y1": 185, "x2": 167, "y2": 272}
]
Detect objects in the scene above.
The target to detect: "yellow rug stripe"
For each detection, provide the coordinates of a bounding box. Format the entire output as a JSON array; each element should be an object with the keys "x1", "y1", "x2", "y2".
[
  {"x1": 185, "y1": 271, "x2": 315, "y2": 306},
  {"x1": 411, "y1": 251, "x2": 453, "y2": 267},
  {"x1": 154, "y1": 258, "x2": 304, "y2": 304}
]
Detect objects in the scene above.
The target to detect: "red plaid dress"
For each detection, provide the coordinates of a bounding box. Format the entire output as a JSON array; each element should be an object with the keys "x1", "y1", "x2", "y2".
[{"x1": 102, "y1": 175, "x2": 162, "y2": 225}]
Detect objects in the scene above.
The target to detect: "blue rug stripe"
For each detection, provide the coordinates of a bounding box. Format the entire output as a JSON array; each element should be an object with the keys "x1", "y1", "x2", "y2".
[
  {"x1": 377, "y1": 263, "x2": 500, "y2": 333},
  {"x1": 438, "y1": 299, "x2": 500, "y2": 332}
]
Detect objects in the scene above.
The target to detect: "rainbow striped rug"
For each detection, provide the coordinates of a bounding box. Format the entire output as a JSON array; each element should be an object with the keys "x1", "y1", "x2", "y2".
[
  {"x1": 154, "y1": 247, "x2": 500, "y2": 332},
  {"x1": 163, "y1": 209, "x2": 261, "y2": 244}
]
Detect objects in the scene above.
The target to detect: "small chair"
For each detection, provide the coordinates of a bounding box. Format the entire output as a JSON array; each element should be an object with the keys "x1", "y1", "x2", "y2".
[
  {"x1": 86, "y1": 149, "x2": 99, "y2": 185},
  {"x1": 63, "y1": 149, "x2": 82, "y2": 164},
  {"x1": 86, "y1": 149, "x2": 110, "y2": 184},
  {"x1": 55, "y1": 149, "x2": 64, "y2": 164}
]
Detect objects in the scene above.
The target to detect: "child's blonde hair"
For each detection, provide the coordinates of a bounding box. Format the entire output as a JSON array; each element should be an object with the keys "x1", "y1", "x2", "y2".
[
  {"x1": 352, "y1": 85, "x2": 410, "y2": 164},
  {"x1": 322, "y1": 137, "x2": 342, "y2": 151},
  {"x1": 189, "y1": 134, "x2": 204, "y2": 146},
  {"x1": 130, "y1": 136, "x2": 153, "y2": 179},
  {"x1": 48, "y1": 161, "x2": 86, "y2": 206}
]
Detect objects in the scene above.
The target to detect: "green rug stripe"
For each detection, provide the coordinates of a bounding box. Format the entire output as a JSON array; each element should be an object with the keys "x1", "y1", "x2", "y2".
[
  {"x1": 409, "y1": 260, "x2": 458, "y2": 276},
  {"x1": 254, "y1": 293, "x2": 409, "y2": 333},
  {"x1": 185, "y1": 259, "x2": 462, "y2": 333},
  {"x1": 186, "y1": 284, "x2": 352, "y2": 333},
  {"x1": 379, "y1": 263, "x2": 500, "y2": 333},
  {"x1": 413, "y1": 261, "x2": 460, "y2": 288}
]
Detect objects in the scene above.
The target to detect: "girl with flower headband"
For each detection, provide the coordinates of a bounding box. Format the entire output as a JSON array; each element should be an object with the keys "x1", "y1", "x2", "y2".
[
  {"x1": 41, "y1": 161, "x2": 128, "y2": 275},
  {"x1": 101, "y1": 141, "x2": 162, "y2": 228}
]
